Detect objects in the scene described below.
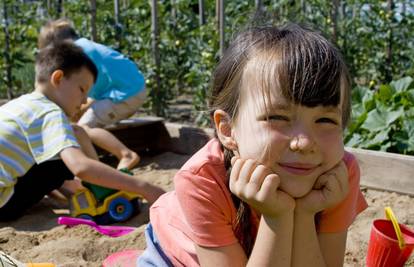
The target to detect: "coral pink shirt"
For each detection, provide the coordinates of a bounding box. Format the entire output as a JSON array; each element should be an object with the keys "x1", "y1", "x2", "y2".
[{"x1": 150, "y1": 138, "x2": 368, "y2": 266}]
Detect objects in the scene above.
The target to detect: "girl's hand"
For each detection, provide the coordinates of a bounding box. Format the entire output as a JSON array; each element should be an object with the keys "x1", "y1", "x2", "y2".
[
  {"x1": 230, "y1": 157, "x2": 295, "y2": 218},
  {"x1": 296, "y1": 161, "x2": 349, "y2": 215}
]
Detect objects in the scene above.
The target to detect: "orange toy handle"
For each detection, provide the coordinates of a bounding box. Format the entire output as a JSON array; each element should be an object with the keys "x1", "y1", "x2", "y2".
[{"x1": 385, "y1": 207, "x2": 405, "y2": 249}]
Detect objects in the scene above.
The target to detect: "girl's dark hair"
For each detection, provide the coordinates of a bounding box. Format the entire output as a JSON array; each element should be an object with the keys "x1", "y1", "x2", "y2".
[
  {"x1": 35, "y1": 41, "x2": 98, "y2": 84},
  {"x1": 209, "y1": 23, "x2": 351, "y2": 256}
]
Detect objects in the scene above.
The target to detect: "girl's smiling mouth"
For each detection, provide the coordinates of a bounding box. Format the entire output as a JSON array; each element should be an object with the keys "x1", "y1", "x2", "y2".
[{"x1": 278, "y1": 162, "x2": 320, "y2": 175}]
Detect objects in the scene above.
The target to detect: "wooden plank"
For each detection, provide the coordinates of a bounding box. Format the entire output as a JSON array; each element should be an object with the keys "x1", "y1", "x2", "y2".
[
  {"x1": 163, "y1": 122, "x2": 214, "y2": 154},
  {"x1": 346, "y1": 147, "x2": 414, "y2": 196},
  {"x1": 99, "y1": 116, "x2": 171, "y2": 155}
]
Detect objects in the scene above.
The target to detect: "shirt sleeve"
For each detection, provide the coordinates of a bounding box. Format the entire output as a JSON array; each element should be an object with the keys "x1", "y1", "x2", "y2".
[
  {"x1": 318, "y1": 152, "x2": 368, "y2": 233},
  {"x1": 174, "y1": 165, "x2": 238, "y2": 247},
  {"x1": 27, "y1": 110, "x2": 79, "y2": 163}
]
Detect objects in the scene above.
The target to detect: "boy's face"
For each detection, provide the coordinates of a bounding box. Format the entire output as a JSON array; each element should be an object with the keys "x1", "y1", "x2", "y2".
[
  {"x1": 51, "y1": 67, "x2": 94, "y2": 118},
  {"x1": 230, "y1": 64, "x2": 345, "y2": 198}
]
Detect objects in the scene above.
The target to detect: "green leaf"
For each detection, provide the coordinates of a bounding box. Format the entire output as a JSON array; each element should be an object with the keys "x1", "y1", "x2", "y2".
[
  {"x1": 377, "y1": 84, "x2": 394, "y2": 103},
  {"x1": 390, "y1": 77, "x2": 414, "y2": 92},
  {"x1": 361, "y1": 107, "x2": 403, "y2": 132},
  {"x1": 345, "y1": 133, "x2": 363, "y2": 147}
]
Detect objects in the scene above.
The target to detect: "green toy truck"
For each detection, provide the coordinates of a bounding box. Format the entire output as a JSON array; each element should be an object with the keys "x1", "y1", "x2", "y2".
[{"x1": 70, "y1": 169, "x2": 142, "y2": 224}]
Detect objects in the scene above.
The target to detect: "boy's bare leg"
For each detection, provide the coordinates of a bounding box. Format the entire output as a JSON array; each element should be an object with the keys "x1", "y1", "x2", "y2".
[{"x1": 81, "y1": 126, "x2": 140, "y2": 170}]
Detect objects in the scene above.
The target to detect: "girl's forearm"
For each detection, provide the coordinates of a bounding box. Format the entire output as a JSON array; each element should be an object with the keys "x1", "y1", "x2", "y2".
[
  {"x1": 291, "y1": 210, "x2": 326, "y2": 267},
  {"x1": 247, "y1": 212, "x2": 294, "y2": 267}
]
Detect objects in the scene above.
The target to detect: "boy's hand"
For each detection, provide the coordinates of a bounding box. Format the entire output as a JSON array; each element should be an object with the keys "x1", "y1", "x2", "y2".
[
  {"x1": 230, "y1": 157, "x2": 295, "y2": 218},
  {"x1": 296, "y1": 161, "x2": 349, "y2": 214}
]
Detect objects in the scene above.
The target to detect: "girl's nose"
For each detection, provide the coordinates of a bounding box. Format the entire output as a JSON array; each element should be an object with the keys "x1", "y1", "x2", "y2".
[{"x1": 289, "y1": 134, "x2": 315, "y2": 153}]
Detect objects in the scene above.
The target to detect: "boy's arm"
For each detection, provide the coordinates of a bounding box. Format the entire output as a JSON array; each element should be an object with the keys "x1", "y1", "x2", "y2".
[{"x1": 60, "y1": 146, "x2": 165, "y2": 203}]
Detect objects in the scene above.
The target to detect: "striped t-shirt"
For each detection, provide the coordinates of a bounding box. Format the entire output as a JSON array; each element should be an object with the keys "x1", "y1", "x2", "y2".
[{"x1": 0, "y1": 92, "x2": 79, "y2": 207}]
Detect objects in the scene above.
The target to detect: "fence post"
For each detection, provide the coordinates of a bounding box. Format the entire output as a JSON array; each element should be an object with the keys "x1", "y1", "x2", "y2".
[
  {"x1": 218, "y1": 0, "x2": 224, "y2": 57},
  {"x1": 114, "y1": 0, "x2": 122, "y2": 48},
  {"x1": 331, "y1": 0, "x2": 339, "y2": 44},
  {"x1": 199, "y1": 0, "x2": 205, "y2": 26},
  {"x1": 150, "y1": 0, "x2": 162, "y2": 116},
  {"x1": 385, "y1": 0, "x2": 394, "y2": 82},
  {"x1": 2, "y1": 0, "x2": 13, "y2": 99},
  {"x1": 56, "y1": 0, "x2": 62, "y2": 17},
  {"x1": 90, "y1": 0, "x2": 97, "y2": 42}
]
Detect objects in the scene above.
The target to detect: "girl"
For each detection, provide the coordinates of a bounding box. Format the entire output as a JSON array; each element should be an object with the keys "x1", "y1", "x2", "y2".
[{"x1": 138, "y1": 23, "x2": 367, "y2": 267}]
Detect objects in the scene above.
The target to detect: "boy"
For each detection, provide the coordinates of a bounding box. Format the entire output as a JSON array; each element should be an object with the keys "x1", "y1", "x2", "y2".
[
  {"x1": 38, "y1": 18, "x2": 146, "y2": 171},
  {"x1": 0, "y1": 41, "x2": 165, "y2": 221}
]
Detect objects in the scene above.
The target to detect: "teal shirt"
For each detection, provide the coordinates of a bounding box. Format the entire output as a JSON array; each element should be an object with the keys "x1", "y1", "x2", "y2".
[{"x1": 75, "y1": 38, "x2": 145, "y2": 103}]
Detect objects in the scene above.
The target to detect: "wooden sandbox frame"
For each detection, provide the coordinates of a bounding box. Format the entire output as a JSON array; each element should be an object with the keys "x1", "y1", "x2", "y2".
[{"x1": 105, "y1": 117, "x2": 414, "y2": 196}]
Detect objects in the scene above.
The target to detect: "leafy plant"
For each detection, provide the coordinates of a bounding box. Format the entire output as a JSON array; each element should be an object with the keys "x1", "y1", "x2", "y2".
[{"x1": 345, "y1": 77, "x2": 414, "y2": 155}]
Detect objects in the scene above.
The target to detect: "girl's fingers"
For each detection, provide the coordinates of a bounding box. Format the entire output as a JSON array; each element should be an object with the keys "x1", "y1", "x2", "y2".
[
  {"x1": 230, "y1": 158, "x2": 243, "y2": 183},
  {"x1": 336, "y1": 161, "x2": 349, "y2": 195},
  {"x1": 229, "y1": 158, "x2": 243, "y2": 193},
  {"x1": 242, "y1": 164, "x2": 271, "y2": 198},
  {"x1": 257, "y1": 173, "x2": 280, "y2": 200},
  {"x1": 314, "y1": 173, "x2": 330, "y2": 189},
  {"x1": 231, "y1": 156, "x2": 238, "y2": 166},
  {"x1": 237, "y1": 159, "x2": 257, "y2": 185},
  {"x1": 249, "y1": 164, "x2": 271, "y2": 187}
]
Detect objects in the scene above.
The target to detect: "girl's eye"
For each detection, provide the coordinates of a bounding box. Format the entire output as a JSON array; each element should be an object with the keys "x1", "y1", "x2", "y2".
[
  {"x1": 316, "y1": 117, "x2": 338, "y2": 125},
  {"x1": 267, "y1": 115, "x2": 289, "y2": 121}
]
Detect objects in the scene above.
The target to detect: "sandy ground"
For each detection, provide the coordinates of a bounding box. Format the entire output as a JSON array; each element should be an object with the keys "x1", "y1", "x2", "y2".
[{"x1": 1, "y1": 151, "x2": 414, "y2": 267}]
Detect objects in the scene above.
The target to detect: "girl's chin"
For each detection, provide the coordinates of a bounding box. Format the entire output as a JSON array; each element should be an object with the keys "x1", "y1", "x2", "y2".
[{"x1": 280, "y1": 185, "x2": 313, "y2": 198}]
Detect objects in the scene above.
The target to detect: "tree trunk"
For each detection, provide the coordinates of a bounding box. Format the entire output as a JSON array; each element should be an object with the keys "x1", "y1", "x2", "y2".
[
  {"x1": 90, "y1": 0, "x2": 97, "y2": 42},
  {"x1": 2, "y1": 0, "x2": 13, "y2": 99}
]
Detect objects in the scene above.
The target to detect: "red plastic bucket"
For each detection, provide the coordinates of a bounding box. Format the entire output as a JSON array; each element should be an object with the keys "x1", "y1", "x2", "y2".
[{"x1": 366, "y1": 219, "x2": 414, "y2": 267}]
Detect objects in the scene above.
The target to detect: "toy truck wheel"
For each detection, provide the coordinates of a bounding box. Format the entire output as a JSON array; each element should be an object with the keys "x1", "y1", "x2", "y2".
[{"x1": 108, "y1": 197, "x2": 133, "y2": 222}]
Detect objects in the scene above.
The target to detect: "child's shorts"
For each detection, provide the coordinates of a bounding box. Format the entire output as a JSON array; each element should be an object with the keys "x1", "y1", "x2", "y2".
[
  {"x1": 137, "y1": 223, "x2": 173, "y2": 267},
  {"x1": 0, "y1": 160, "x2": 73, "y2": 221},
  {"x1": 78, "y1": 90, "x2": 146, "y2": 128}
]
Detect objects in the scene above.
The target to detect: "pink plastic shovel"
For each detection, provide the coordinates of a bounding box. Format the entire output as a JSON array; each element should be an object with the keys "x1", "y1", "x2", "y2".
[{"x1": 58, "y1": 216, "x2": 136, "y2": 237}]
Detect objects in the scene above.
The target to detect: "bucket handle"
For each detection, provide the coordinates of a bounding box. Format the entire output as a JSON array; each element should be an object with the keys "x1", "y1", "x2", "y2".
[{"x1": 385, "y1": 207, "x2": 405, "y2": 249}]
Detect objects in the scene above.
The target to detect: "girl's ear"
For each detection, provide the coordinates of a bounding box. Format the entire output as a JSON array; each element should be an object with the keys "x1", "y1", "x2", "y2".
[
  {"x1": 50, "y1": 70, "x2": 64, "y2": 88},
  {"x1": 213, "y1": 109, "x2": 238, "y2": 151}
]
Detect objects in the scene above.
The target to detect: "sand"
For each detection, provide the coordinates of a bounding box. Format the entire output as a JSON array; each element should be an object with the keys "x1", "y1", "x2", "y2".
[{"x1": 1, "y1": 151, "x2": 413, "y2": 267}]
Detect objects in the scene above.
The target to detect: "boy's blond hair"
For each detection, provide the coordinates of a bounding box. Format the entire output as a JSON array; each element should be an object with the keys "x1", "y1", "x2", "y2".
[{"x1": 38, "y1": 19, "x2": 79, "y2": 49}]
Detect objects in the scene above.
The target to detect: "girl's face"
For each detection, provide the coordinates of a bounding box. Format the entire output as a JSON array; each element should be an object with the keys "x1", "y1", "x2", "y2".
[{"x1": 232, "y1": 68, "x2": 345, "y2": 198}]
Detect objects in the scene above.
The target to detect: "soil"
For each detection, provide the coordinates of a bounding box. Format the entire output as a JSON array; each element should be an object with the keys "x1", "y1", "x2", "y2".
[{"x1": 1, "y1": 150, "x2": 414, "y2": 266}]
